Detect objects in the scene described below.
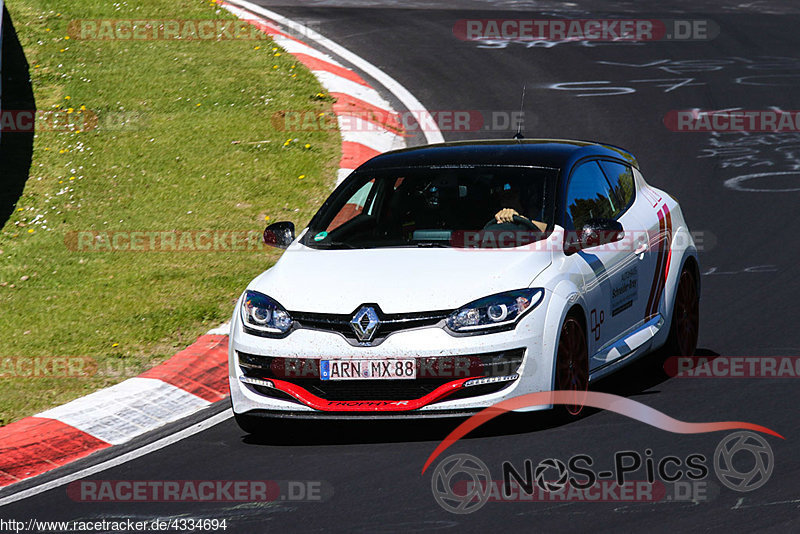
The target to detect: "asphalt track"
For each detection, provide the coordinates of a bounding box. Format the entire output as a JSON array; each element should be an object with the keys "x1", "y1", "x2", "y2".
[{"x1": 3, "y1": 1, "x2": 800, "y2": 532}]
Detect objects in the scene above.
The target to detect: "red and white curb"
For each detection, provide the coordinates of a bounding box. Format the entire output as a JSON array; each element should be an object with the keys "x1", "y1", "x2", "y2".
[
  {"x1": 0, "y1": 4, "x2": 442, "y2": 491},
  {"x1": 0, "y1": 335, "x2": 228, "y2": 487}
]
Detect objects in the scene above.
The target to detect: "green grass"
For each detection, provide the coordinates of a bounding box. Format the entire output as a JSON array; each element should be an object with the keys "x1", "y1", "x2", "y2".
[{"x1": 0, "y1": 0, "x2": 340, "y2": 424}]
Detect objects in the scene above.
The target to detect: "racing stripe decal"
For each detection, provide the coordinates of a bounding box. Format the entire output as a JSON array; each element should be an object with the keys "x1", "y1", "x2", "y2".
[
  {"x1": 645, "y1": 204, "x2": 674, "y2": 320},
  {"x1": 649, "y1": 205, "x2": 673, "y2": 318},
  {"x1": 661, "y1": 206, "x2": 674, "y2": 289},
  {"x1": 645, "y1": 206, "x2": 667, "y2": 319}
]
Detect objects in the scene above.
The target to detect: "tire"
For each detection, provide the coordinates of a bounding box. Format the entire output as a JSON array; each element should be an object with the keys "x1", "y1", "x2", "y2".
[
  {"x1": 665, "y1": 267, "x2": 700, "y2": 357},
  {"x1": 554, "y1": 314, "x2": 589, "y2": 417}
]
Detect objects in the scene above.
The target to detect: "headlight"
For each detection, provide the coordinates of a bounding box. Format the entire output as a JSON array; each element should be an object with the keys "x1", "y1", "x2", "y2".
[
  {"x1": 446, "y1": 288, "x2": 544, "y2": 334},
  {"x1": 241, "y1": 290, "x2": 293, "y2": 336}
]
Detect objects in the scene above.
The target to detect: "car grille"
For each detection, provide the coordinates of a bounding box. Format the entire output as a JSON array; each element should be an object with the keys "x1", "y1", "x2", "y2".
[
  {"x1": 239, "y1": 349, "x2": 524, "y2": 403},
  {"x1": 290, "y1": 308, "x2": 450, "y2": 344}
]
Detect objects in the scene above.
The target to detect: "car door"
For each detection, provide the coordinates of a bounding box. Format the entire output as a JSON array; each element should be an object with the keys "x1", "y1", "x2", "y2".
[
  {"x1": 597, "y1": 159, "x2": 656, "y2": 326},
  {"x1": 614, "y1": 165, "x2": 672, "y2": 325},
  {"x1": 563, "y1": 159, "x2": 643, "y2": 367}
]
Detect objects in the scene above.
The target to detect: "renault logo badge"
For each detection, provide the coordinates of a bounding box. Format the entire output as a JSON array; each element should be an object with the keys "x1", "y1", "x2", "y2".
[{"x1": 350, "y1": 306, "x2": 380, "y2": 342}]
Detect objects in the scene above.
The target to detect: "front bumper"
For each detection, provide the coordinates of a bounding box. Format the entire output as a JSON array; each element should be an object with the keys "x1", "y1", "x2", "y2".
[{"x1": 229, "y1": 294, "x2": 555, "y2": 416}]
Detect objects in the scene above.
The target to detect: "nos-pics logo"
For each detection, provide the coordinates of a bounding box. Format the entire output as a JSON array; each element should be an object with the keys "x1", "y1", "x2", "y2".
[{"x1": 430, "y1": 431, "x2": 775, "y2": 514}]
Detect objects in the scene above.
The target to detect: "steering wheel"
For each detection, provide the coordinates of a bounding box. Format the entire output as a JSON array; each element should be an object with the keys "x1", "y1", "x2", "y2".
[{"x1": 484, "y1": 214, "x2": 540, "y2": 231}]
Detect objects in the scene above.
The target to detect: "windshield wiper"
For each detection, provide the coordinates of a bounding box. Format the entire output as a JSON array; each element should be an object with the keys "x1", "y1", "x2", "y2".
[{"x1": 309, "y1": 240, "x2": 358, "y2": 249}]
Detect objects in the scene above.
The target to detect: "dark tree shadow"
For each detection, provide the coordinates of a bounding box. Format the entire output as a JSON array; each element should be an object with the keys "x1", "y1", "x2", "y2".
[{"x1": 0, "y1": 5, "x2": 35, "y2": 227}]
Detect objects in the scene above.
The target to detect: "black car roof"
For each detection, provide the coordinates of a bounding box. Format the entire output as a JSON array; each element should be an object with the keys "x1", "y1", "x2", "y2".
[{"x1": 356, "y1": 138, "x2": 639, "y2": 172}]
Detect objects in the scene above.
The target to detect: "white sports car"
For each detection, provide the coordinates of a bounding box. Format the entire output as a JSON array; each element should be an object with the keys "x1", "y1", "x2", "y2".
[{"x1": 229, "y1": 139, "x2": 699, "y2": 430}]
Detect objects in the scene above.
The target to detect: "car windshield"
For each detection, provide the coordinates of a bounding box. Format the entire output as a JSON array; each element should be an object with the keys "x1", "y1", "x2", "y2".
[{"x1": 302, "y1": 165, "x2": 559, "y2": 249}]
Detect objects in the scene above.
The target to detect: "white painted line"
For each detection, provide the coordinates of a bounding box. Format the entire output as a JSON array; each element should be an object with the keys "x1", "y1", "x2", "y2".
[
  {"x1": 222, "y1": 4, "x2": 345, "y2": 66},
  {"x1": 0, "y1": 411, "x2": 232, "y2": 507},
  {"x1": 222, "y1": 0, "x2": 444, "y2": 145},
  {"x1": 37, "y1": 378, "x2": 209, "y2": 445},
  {"x1": 277, "y1": 38, "x2": 345, "y2": 66}
]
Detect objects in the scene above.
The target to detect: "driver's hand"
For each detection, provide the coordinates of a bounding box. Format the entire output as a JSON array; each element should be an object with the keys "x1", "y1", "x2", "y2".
[{"x1": 495, "y1": 208, "x2": 523, "y2": 223}]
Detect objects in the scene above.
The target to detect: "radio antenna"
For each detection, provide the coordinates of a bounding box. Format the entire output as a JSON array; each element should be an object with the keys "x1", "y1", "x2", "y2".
[{"x1": 513, "y1": 84, "x2": 526, "y2": 140}]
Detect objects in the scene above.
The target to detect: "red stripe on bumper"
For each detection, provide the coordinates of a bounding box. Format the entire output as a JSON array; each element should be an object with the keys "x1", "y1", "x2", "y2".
[{"x1": 268, "y1": 377, "x2": 478, "y2": 412}]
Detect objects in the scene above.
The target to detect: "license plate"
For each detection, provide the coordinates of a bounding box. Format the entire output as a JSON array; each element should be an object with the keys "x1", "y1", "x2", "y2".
[{"x1": 320, "y1": 359, "x2": 416, "y2": 380}]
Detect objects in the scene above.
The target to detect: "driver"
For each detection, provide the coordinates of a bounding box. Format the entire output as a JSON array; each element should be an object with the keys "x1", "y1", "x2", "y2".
[{"x1": 493, "y1": 183, "x2": 547, "y2": 232}]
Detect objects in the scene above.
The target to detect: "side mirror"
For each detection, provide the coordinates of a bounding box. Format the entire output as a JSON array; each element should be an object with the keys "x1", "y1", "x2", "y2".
[
  {"x1": 565, "y1": 218, "x2": 624, "y2": 254},
  {"x1": 263, "y1": 221, "x2": 295, "y2": 249}
]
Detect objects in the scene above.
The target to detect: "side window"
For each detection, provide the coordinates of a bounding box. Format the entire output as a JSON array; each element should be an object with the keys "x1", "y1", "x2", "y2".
[
  {"x1": 598, "y1": 160, "x2": 635, "y2": 217},
  {"x1": 565, "y1": 161, "x2": 616, "y2": 230},
  {"x1": 326, "y1": 179, "x2": 375, "y2": 232}
]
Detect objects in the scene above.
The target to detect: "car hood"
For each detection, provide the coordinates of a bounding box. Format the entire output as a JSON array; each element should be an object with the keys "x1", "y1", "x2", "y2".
[{"x1": 248, "y1": 245, "x2": 552, "y2": 314}]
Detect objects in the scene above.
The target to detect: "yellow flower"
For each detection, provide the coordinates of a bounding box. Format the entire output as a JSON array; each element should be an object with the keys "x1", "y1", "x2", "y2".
[
  {"x1": 265, "y1": 215, "x2": 271, "y2": 221},
  {"x1": 59, "y1": 180, "x2": 64, "y2": 184},
  {"x1": 34, "y1": 64, "x2": 40, "y2": 68},
  {"x1": 67, "y1": 108, "x2": 74, "y2": 114},
  {"x1": 254, "y1": 46, "x2": 260, "y2": 50},
  {"x1": 298, "y1": 174, "x2": 306, "y2": 180},
  {"x1": 65, "y1": 36, "x2": 70, "y2": 40},
  {"x1": 44, "y1": 148, "x2": 50, "y2": 151},
  {"x1": 64, "y1": 96, "x2": 71, "y2": 100},
  {"x1": 28, "y1": 229, "x2": 35, "y2": 234},
  {"x1": 69, "y1": 176, "x2": 76, "y2": 180},
  {"x1": 272, "y1": 65, "x2": 278, "y2": 69},
  {"x1": 16, "y1": 208, "x2": 23, "y2": 212},
  {"x1": 274, "y1": 52, "x2": 281, "y2": 57},
  {"x1": 112, "y1": 343, "x2": 119, "y2": 347},
  {"x1": 60, "y1": 49, "x2": 66, "y2": 53},
  {"x1": 80, "y1": 105, "x2": 86, "y2": 111},
  {"x1": 196, "y1": 103, "x2": 202, "y2": 106},
  {"x1": 272, "y1": 47, "x2": 278, "y2": 51},
  {"x1": 45, "y1": 28, "x2": 51, "y2": 32},
  {"x1": 304, "y1": 143, "x2": 311, "y2": 149}
]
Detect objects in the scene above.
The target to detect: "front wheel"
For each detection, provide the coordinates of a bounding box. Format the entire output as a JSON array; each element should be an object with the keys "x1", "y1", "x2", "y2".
[
  {"x1": 555, "y1": 315, "x2": 589, "y2": 416},
  {"x1": 665, "y1": 267, "x2": 700, "y2": 357}
]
